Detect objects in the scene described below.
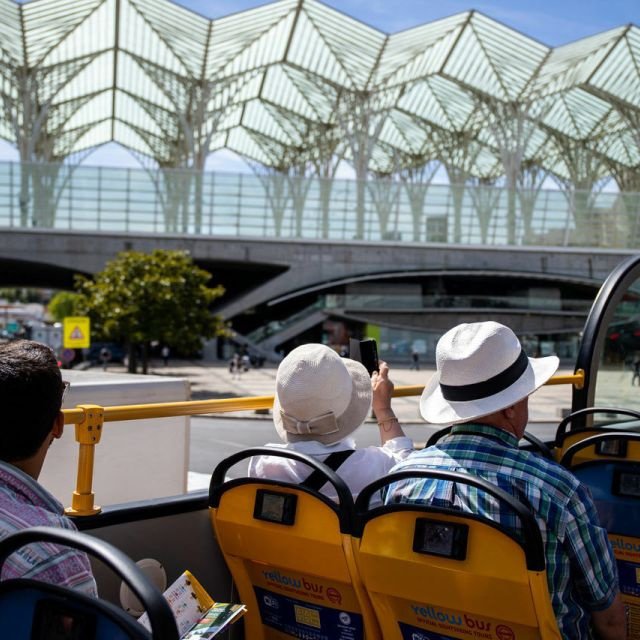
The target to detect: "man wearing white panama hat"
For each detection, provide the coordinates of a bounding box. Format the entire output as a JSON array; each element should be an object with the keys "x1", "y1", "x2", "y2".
[
  {"x1": 249, "y1": 343, "x2": 413, "y2": 505},
  {"x1": 386, "y1": 321, "x2": 625, "y2": 640}
]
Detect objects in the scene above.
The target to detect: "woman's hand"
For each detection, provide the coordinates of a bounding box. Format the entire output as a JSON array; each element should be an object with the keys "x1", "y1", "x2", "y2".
[
  {"x1": 372, "y1": 361, "x2": 394, "y2": 419},
  {"x1": 372, "y1": 361, "x2": 406, "y2": 443}
]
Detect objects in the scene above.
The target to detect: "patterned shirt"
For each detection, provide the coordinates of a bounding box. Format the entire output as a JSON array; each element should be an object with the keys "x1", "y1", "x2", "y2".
[
  {"x1": 0, "y1": 460, "x2": 97, "y2": 597},
  {"x1": 386, "y1": 423, "x2": 618, "y2": 639}
]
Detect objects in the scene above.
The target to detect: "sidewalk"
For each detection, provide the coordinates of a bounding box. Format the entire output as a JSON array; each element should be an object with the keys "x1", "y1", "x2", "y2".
[{"x1": 102, "y1": 359, "x2": 575, "y2": 424}]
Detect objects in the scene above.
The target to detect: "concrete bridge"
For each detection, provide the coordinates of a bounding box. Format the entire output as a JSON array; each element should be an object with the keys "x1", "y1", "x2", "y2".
[{"x1": 0, "y1": 229, "x2": 633, "y2": 325}]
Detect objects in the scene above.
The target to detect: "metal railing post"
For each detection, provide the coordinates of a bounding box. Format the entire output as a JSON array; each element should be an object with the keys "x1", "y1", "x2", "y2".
[
  {"x1": 125, "y1": 168, "x2": 131, "y2": 232},
  {"x1": 237, "y1": 173, "x2": 243, "y2": 237},
  {"x1": 9, "y1": 162, "x2": 14, "y2": 227},
  {"x1": 97, "y1": 166, "x2": 102, "y2": 230},
  {"x1": 65, "y1": 404, "x2": 104, "y2": 516},
  {"x1": 209, "y1": 170, "x2": 214, "y2": 235}
]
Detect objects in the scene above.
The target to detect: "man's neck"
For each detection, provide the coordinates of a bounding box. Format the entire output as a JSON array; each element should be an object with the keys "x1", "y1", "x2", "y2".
[
  {"x1": 7, "y1": 454, "x2": 44, "y2": 481},
  {"x1": 456, "y1": 422, "x2": 517, "y2": 441},
  {"x1": 470, "y1": 413, "x2": 522, "y2": 439}
]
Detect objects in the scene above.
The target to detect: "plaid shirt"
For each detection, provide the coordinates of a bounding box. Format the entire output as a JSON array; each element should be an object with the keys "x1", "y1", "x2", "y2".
[
  {"x1": 386, "y1": 423, "x2": 618, "y2": 639},
  {"x1": 0, "y1": 460, "x2": 97, "y2": 597}
]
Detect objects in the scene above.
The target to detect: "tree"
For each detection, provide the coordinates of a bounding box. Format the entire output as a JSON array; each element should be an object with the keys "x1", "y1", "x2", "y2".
[
  {"x1": 47, "y1": 291, "x2": 86, "y2": 322},
  {"x1": 76, "y1": 250, "x2": 225, "y2": 374}
]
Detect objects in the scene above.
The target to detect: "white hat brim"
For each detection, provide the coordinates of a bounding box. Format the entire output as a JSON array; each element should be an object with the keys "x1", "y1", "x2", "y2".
[
  {"x1": 273, "y1": 358, "x2": 372, "y2": 445},
  {"x1": 420, "y1": 355, "x2": 559, "y2": 425}
]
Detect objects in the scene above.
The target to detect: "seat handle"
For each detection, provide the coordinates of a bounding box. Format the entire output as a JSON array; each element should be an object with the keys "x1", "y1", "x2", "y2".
[
  {"x1": 209, "y1": 447, "x2": 355, "y2": 532},
  {"x1": 555, "y1": 407, "x2": 640, "y2": 447},
  {"x1": 355, "y1": 469, "x2": 545, "y2": 571},
  {"x1": 560, "y1": 431, "x2": 640, "y2": 467},
  {"x1": 0, "y1": 526, "x2": 178, "y2": 640}
]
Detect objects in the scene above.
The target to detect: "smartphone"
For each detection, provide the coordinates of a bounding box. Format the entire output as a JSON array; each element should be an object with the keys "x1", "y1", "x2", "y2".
[{"x1": 359, "y1": 338, "x2": 379, "y2": 375}]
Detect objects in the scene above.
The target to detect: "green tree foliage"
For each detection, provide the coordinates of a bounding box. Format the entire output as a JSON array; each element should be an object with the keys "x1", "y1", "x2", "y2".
[
  {"x1": 47, "y1": 291, "x2": 86, "y2": 322},
  {"x1": 77, "y1": 250, "x2": 225, "y2": 373}
]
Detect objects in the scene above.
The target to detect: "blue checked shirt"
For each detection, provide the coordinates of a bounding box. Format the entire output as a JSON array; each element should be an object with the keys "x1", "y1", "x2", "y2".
[{"x1": 386, "y1": 423, "x2": 618, "y2": 639}]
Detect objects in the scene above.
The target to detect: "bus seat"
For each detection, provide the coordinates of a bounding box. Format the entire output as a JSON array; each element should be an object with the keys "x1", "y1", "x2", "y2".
[
  {"x1": 553, "y1": 407, "x2": 640, "y2": 462},
  {"x1": 209, "y1": 447, "x2": 380, "y2": 640},
  {"x1": 0, "y1": 525, "x2": 178, "y2": 640},
  {"x1": 560, "y1": 431, "x2": 640, "y2": 637},
  {"x1": 353, "y1": 470, "x2": 561, "y2": 640}
]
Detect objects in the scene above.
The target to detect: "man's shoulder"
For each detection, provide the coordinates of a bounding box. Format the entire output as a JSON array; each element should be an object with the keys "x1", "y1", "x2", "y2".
[
  {"x1": 0, "y1": 463, "x2": 69, "y2": 533},
  {"x1": 0, "y1": 489, "x2": 75, "y2": 536},
  {"x1": 392, "y1": 446, "x2": 451, "y2": 466},
  {"x1": 513, "y1": 447, "x2": 582, "y2": 488},
  {"x1": 393, "y1": 445, "x2": 582, "y2": 495}
]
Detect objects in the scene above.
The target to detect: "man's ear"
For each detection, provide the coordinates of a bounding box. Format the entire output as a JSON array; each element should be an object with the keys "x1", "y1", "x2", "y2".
[
  {"x1": 52, "y1": 412, "x2": 64, "y2": 439},
  {"x1": 502, "y1": 404, "x2": 516, "y2": 419}
]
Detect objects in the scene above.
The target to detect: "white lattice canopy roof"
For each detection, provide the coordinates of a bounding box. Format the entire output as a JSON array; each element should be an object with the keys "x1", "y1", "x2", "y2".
[{"x1": 0, "y1": 0, "x2": 638, "y2": 181}]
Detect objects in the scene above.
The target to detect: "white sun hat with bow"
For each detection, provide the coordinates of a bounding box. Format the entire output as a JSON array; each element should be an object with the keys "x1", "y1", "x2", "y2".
[{"x1": 273, "y1": 343, "x2": 372, "y2": 445}]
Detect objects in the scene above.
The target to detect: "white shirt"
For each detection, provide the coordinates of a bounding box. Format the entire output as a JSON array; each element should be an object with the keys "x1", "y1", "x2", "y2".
[{"x1": 247, "y1": 436, "x2": 414, "y2": 506}]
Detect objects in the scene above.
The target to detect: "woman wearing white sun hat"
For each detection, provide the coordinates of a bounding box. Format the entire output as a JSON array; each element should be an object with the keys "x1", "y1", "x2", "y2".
[
  {"x1": 386, "y1": 321, "x2": 625, "y2": 640},
  {"x1": 248, "y1": 343, "x2": 414, "y2": 505}
]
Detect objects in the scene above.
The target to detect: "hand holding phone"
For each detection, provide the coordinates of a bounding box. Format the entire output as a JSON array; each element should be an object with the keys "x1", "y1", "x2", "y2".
[{"x1": 359, "y1": 338, "x2": 379, "y2": 376}]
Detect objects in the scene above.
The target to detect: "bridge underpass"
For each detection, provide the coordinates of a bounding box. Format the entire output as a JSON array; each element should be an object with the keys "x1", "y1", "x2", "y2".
[
  {"x1": 0, "y1": 227, "x2": 633, "y2": 358},
  {"x1": 0, "y1": 228, "x2": 631, "y2": 302}
]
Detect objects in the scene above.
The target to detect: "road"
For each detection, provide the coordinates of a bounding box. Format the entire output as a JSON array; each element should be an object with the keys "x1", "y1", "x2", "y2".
[{"x1": 188, "y1": 416, "x2": 559, "y2": 486}]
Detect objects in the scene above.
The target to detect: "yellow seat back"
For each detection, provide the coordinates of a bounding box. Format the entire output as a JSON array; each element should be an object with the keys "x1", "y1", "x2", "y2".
[
  {"x1": 560, "y1": 431, "x2": 640, "y2": 469},
  {"x1": 560, "y1": 432, "x2": 640, "y2": 638},
  {"x1": 353, "y1": 470, "x2": 561, "y2": 640},
  {"x1": 553, "y1": 407, "x2": 640, "y2": 462},
  {"x1": 209, "y1": 448, "x2": 380, "y2": 640}
]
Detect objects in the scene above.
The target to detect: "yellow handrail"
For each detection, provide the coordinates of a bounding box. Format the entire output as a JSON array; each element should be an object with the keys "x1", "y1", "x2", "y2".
[
  {"x1": 63, "y1": 369, "x2": 585, "y2": 516},
  {"x1": 63, "y1": 395, "x2": 275, "y2": 424},
  {"x1": 546, "y1": 370, "x2": 584, "y2": 388}
]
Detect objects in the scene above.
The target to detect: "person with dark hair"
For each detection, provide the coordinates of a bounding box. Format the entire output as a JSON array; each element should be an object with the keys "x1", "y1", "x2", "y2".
[{"x1": 0, "y1": 340, "x2": 97, "y2": 596}]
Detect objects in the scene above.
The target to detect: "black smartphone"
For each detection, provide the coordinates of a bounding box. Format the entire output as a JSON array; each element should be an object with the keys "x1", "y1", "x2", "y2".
[{"x1": 359, "y1": 338, "x2": 379, "y2": 375}]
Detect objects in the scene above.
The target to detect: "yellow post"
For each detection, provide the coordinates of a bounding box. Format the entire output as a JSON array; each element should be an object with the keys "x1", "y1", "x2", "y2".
[{"x1": 65, "y1": 404, "x2": 104, "y2": 516}]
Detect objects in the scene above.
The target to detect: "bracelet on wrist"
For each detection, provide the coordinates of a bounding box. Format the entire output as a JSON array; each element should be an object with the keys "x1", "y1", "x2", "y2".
[{"x1": 377, "y1": 416, "x2": 398, "y2": 426}]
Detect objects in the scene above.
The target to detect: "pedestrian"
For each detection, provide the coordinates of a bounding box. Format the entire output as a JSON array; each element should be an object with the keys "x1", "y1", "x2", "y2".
[
  {"x1": 230, "y1": 352, "x2": 241, "y2": 380},
  {"x1": 161, "y1": 345, "x2": 170, "y2": 366},
  {"x1": 632, "y1": 355, "x2": 640, "y2": 386},
  {"x1": 99, "y1": 346, "x2": 111, "y2": 371},
  {"x1": 410, "y1": 349, "x2": 420, "y2": 370}
]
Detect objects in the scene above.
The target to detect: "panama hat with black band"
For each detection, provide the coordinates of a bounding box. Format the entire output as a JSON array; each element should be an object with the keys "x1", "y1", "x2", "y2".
[{"x1": 420, "y1": 321, "x2": 559, "y2": 426}]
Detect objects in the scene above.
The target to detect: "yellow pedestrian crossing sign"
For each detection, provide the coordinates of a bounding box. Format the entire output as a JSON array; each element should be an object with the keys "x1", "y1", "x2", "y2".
[{"x1": 63, "y1": 316, "x2": 90, "y2": 349}]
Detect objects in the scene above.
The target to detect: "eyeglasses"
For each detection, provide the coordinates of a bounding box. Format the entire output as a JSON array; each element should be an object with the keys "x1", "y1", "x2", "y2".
[{"x1": 61, "y1": 381, "x2": 70, "y2": 405}]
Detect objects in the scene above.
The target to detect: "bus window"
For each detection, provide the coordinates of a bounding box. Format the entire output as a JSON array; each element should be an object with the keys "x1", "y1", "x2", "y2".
[{"x1": 592, "y1": 279, "x2": 640, "y2": 426}]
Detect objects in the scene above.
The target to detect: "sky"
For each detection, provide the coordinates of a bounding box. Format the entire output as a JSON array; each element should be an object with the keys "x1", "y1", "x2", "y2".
[
  {"x1": 180, "y1": 0, "x2": 638, "y2": 46},
  {"x1": 1, "y1": 0, "x2": 638, "y2": 169}
]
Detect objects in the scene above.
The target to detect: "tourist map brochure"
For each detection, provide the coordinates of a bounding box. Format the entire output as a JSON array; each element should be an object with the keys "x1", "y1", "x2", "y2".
[{"x1": 138, "y1": 570, "x2": 246, "y2": 639}]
